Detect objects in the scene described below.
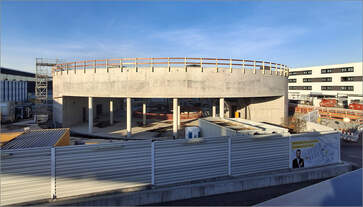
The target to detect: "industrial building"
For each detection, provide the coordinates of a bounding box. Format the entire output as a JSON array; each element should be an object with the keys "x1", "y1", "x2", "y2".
[
  {"x1": 288, "y1": 62, "x2": 363, "y2": 104},
  {"x1": 0, "y1": 67, "x2": 35, "y2": 122},
  {"x1": 52, "y1": 57, "x2": 289, "y2": 138}
]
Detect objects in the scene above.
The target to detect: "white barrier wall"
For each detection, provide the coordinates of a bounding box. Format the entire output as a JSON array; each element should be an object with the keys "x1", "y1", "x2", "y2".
[
  {"x1": 289, "y1": 132, "x2": 340, "y2": 169},
  {"x1": 0, "y1": 132, "x2": 341, "y2": 206},
  {"x1": 0, "y1": 147, "x2": 51, "y2": 206}
]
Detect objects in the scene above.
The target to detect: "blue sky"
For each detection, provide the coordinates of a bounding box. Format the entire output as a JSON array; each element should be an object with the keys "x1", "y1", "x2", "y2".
[{"x1": 1, "y1": 0, "x2": 362, "y2": 73}]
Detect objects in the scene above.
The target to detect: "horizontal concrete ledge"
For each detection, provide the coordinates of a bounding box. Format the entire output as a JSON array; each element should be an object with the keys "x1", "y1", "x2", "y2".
[{"x1": 31, "y1": 162, "x2": 352, "y2": 206}]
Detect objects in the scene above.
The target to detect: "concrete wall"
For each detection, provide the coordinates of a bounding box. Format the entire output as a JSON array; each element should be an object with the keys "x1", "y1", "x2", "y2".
[
  {"x1": 239, "y1": 96, "x2": 288, "y2": 125},
  {"x1": 54, "y1": 97, "x2": 124, "y2": 127},
  {"x1": 198, "y1": 118, "x2": 238, "y2": 137},
  {"x1": 53, "y1": 67, "x2": 287, "y2": 98},
  {"x1": 53, "y1": 66, "x2": 288, "y2": 127}
]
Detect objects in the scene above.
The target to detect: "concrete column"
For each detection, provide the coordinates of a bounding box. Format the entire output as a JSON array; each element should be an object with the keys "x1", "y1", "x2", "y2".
[
  {"x1": 212, "y1": 101, "x2": 216, "y2": 118},
  {"x1": 110, "y1": 99, "x2": 114, "y2": 125},
  {"x1": 219, "y1": 98, "x2": 224, "y2": 119},
  {"x1": 173, "y1": 98, "x2": 178, "y2": 138},
  {"x1": 126, "y1": 97, "x2": 132, "y2": 137},
  {"x1": 142, "y1": 101, "x2": 147, "y2": 126},
  {"x1": 177, "y1": 104, "x2": 181, "y2": 129},
  {"x1": 88, "y1": 97, "x2": 93, "y2": 133}
]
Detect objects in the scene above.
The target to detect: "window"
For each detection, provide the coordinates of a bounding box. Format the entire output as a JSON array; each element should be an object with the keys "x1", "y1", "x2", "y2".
[
  {"x1": 322, "y1": 77, "x2": 332, "y2": 82},
  {"x1": 289, "y1": 70, "x2": 312, "y2": 76},
  {"x1": 321, "y1": 86, "x2": 354, "y2": 91},
  {"x1": 289, "y1": 86, "x2": 311, "y2": 90},
  {"x1": 303, "y1": 78, "x2": 312, "y2": 82},
  {"x1": 321, "y1": 86, "x2": 333, "y2": 90},
  {"x1": 341, "y1": 76, "x2": 362, "y2": 82},
  {"x1": 321, "y1": 69, "x2": 332, "y2": 74},
  {"x1": 341, "y1": 67, "x2": 354, "y2": 72},
  {"x1": 288, "y1": 79, "x2": 296, "y2": 83},
  {"x1": 341, "y1": 86, "x2": 354, "y2": 91}
]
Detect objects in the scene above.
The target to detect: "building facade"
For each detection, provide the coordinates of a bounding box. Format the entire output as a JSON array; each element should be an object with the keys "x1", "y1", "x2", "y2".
[
  {"x1": 288, "y1": 62, "x2": 363, "y2": 102},
  {"x1": 0, "y1": 67, "x2": 36, "y2": 103}
]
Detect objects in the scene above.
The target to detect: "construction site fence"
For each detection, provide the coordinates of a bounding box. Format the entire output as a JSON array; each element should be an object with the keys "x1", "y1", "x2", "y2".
[
  {"x1": 289, "y1": 103, "x2": 363, "y2": 124},
  {"x1": 0, "y1": 132, "x2": 338, "y2": 206},
  {"x1": 52, "y1": 57, "x2": 289, "y2": 77}
]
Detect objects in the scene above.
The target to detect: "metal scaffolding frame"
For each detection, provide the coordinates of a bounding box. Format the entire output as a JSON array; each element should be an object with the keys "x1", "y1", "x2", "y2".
[{"x1": 35, "y1": 58, "x2": 62, "y2": 123}]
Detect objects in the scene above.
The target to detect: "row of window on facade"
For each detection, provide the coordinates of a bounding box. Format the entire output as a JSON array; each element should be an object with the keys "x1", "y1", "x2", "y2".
[
  {"x1": 288, "y1": 76, "x2": 362, "y2": 83},
  {"x1": 289, "y1": 67, "x2": 355, "y2": 76},
  {"x1": 289, "y1": 86, "x2": 354, "y2": 91}
]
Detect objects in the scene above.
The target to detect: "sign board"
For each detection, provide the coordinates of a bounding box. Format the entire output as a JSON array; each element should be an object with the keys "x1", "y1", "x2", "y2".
[{"x1": 289, "y1": 133, "x2": 340, "y2": 169}]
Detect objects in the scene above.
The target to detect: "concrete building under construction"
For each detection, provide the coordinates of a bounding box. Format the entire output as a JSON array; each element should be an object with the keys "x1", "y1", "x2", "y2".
[{"x1": 52, "y1": 57, "x2": 289, "y2": 138}]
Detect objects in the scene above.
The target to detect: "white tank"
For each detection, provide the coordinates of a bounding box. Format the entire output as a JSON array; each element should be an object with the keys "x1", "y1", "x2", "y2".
[
  {"x1": 0, "y1": 80, "x2": 4, "y2": 102},
  {"x1": 4, "y1": 80, "x2": 8, "y2": 101},
  {"x1": 24, "y1": 81, "x2": 28, "y2": 101}
]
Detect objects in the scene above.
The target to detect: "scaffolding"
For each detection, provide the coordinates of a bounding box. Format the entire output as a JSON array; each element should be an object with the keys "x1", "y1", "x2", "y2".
[{"x1": 35, "y1": 58, "x2": 62, "y2": 124}]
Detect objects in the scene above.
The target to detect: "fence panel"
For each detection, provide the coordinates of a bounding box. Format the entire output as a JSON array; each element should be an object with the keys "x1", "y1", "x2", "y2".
[
  {"x1": 155, "y1": 137, "x2": 228, "y2": 185},
  {"x1": 55, "y1": 140, "x2": 151, "y2": 198},
  {"x1": 231, "y1": 135, "x2": 289, "y2": 176},
  {"x1": 0, "y1": 147, "x2": 51, "y2": 206}
]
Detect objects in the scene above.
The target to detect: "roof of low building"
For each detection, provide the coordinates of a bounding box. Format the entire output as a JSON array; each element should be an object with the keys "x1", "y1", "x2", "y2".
[{"x1": 1, "y1": 128, "x2": 68, "y2": 150}]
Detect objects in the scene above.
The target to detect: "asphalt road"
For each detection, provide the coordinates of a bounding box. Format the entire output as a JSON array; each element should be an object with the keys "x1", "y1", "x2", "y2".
[{"x1": 150, "y1": 140, "x2": 362, "y2": 206}]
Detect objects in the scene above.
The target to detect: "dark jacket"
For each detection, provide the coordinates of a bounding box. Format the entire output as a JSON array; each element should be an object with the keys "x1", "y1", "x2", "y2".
[{"x1": 293, "y1": 158, "x2": 304, "y2": 168}]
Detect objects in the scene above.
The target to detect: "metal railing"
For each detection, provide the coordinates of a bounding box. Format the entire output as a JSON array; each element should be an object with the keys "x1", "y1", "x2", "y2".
[{"x1": 52, "y1": 57, "x2": 289, "y2": 76}]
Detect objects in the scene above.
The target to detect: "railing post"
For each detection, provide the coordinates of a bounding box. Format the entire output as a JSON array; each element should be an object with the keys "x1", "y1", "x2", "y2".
[
  {"x1": 151, "y1": 141, "x2": 155, "y2": 185},
  {"x1": 200, "y1": 57, "x2": 203, "y2": 72},
  {"x1": 51, "y1": 147, "x2": 56, "y2": 199},
  {"x1": 216, "y1": 58, "x2": 218, "y2": 72},
  {"x1": 135, "y1": 58, "x2": 138, "y2": 72},
  {"x1": 276, "y1": 64, "x2": 279, "y2": 75},
  {"x1": 83, "y1": 61, "x2": 86, "y2": 74},
  {"x1": 184, "y1": 57, "x2": 187, "y2": 72},
  {"x1": 94, "y1": 60, "x2": 96, "y2": 73},
  {"x1": 66, "y1": 64, "x2": 69, "y2": 74},
  {"x1": 228, "y1": 137, "x2": 232, "y2": 176},
  {"x1": 281, "y1": 65, "x2": 286, "y2": 76},
  {"x1": 168, "y1": 57, "x2": 170, "y2": 72},
  {"x1": 120, "y1": 59, "x2": 123, "y2": 72},
  {"x1": 242, "y1": 59, "x2": 245, "y2": 73},
  {"x1": 270, "y1": 62, "x2": 272, "y2": 75},
  {"x1": 106, "y1": 59, "x2": 109, "y2": 72},
  {"x1": 262, "y1": 61, "x2": 265, "y2": 74},
  {"x1": 229, "y1": 58, "x2": 232, "y2": 73},
  {"x1": 151, "y1": 58, "x2": 154, "y2": 72},
  {"x1": 253, "y1": 60, "x2": 256, "y2": 74},
  {"x1": 74, "y1": 62, "x2": 76, "y2": 74}
]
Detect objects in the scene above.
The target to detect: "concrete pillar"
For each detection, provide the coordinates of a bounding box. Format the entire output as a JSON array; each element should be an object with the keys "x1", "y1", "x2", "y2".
[
  {"x1": 173, "y1": 98, "x2": 178, "y2": 138},
  {"x1": 142, "y1": 102, "x2": 147, "y2": 125},
  {"x1": 110, "y1": 99, "x2": 114, "y2": 125},
  {"x1": 126, "y1": 97, "x2": 132, "y2": 137},
  {"x1": 88, "y1": 97, "x2": 93, "y2": 133},
  {"x1": 177, "y1": 104, "x2": 181, "y2": 129},
  {"x1": 212, "y1": 101, "x2": 216, "y2": 118},
  {"x1": 219, "y1": 98, "x2": 224, "y2": 119}
]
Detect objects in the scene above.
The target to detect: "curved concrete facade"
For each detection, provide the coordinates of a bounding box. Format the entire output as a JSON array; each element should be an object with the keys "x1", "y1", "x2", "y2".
[
  {"x1": 53, "y1": 67, "x2": 287, "y2": 98},
  {"x1": 53, "y1": 58, "x2": 289, "y2": 136}
]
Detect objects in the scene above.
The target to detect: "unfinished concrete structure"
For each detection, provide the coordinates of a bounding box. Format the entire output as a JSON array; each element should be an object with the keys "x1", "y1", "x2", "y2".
[{"x1": 52, "y1": 57, "x2": 289, "y2": 138}]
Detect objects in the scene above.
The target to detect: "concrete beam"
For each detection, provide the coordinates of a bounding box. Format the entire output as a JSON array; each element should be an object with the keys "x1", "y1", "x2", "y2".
[
  {"x1": 173, "y1": 98, "x2": 178, "y2": 138},
  {"x1": 143, "y1": 102, "x2": 147, "y2": 126},
  {"x1": 110, "y1": 99, "x2": 114, "y2": 125},
  {"x1": 126, "y1": 97, "x2": 132, "y2": 137},
  {"x1": 219, "y1": 98, "x2": 224, "y2": 119},
  {"x1": 88, "y1": 97, "x2": 93, "y2": 133}
]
